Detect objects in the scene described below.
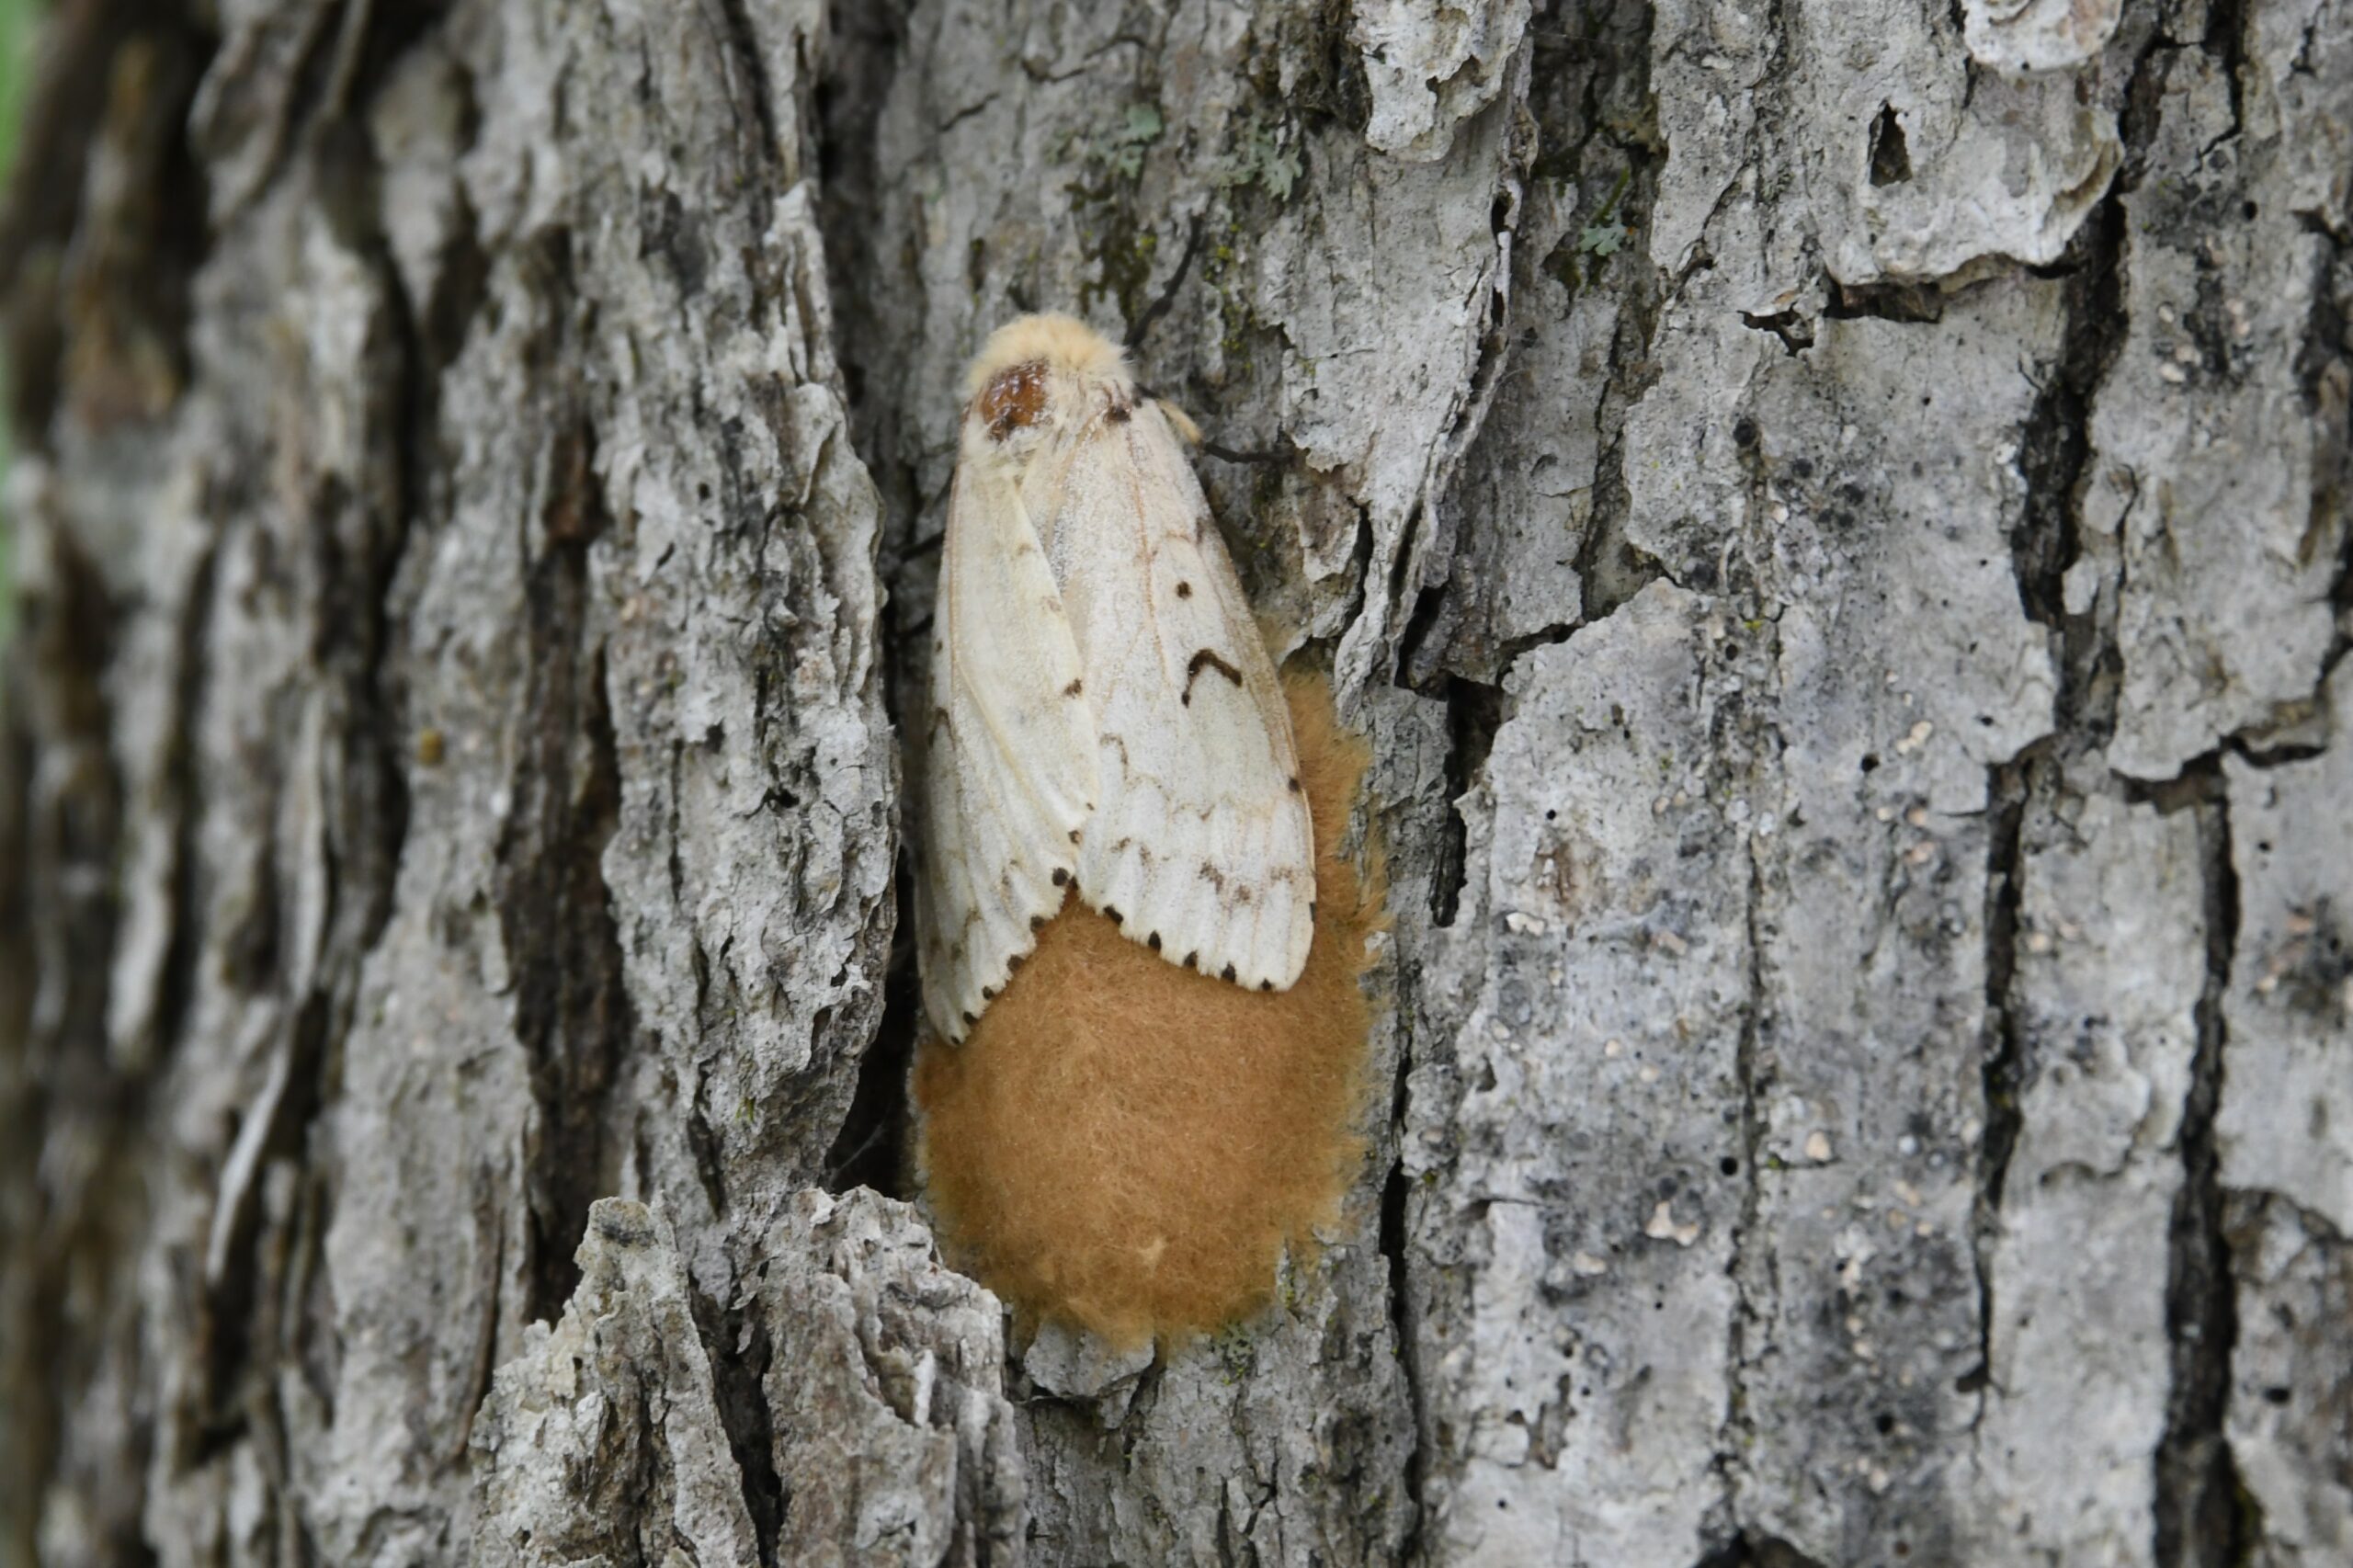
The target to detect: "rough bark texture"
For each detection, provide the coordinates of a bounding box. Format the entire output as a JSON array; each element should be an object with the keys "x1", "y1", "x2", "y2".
[{"x1": 2, "y1": 1, "x2": 2347, "y2": 1565}]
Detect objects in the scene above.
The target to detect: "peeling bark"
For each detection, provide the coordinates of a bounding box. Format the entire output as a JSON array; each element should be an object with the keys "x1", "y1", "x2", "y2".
[{"x1": 4, "y1": 1, "x2": 2347, "y2": 1565}]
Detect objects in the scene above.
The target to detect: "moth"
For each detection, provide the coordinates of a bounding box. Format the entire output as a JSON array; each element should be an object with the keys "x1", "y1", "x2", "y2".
[{"x1": 916, "y1": 314, "x2": 1314, "y2": 1043}]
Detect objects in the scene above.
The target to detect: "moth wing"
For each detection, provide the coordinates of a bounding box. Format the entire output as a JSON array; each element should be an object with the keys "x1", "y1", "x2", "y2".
[
  {"x1": 917, "y1": 461, "x2": 1097, "y2": 1043},
  {"x1": 1056, "y1": 403, "x2": 1315, "y2": 990}
]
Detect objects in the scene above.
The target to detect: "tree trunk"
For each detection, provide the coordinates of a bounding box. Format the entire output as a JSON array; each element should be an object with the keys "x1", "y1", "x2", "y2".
[{"x1": 4, "y1": 0, "x2": 2347, "y2": 1563}]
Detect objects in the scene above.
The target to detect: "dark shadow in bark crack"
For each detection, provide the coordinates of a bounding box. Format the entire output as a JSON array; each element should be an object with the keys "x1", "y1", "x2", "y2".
[
  {"x1": 2154, "y1": 774, "x2": 2256, "y2": 1568},
  {"x1": 824, "y1": 862, "x2": 918, "y2": 1199}
]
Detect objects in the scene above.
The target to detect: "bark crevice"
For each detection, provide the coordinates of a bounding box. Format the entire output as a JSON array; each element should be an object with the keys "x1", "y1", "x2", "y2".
[{"x1": 2153, "y1": 776, "x2": 2254, "y2": 1568}]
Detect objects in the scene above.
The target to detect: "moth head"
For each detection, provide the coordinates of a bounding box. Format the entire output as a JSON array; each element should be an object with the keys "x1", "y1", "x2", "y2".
[
  {"x1": 964, "y1": 313, "x2": 1135, "y2": 448},
  {"x1": 972, "y1": 358, "x2": 1053, "y2": 444}
]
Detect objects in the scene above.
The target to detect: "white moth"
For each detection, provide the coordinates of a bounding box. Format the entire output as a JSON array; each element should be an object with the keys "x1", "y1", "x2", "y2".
[{"x1": 915, "y1": 314, "x2": 1315, "y2": 1044}]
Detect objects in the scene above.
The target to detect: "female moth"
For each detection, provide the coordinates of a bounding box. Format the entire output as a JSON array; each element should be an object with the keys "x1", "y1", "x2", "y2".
[{"x1": 916, "y1": 315, "x2": 1315, "y2": 1043}]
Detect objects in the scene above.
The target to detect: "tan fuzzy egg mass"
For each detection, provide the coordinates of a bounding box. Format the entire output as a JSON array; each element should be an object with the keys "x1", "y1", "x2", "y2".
[{"x1": 913, "y1": 675, "x2": 1383, "y2": 1347}]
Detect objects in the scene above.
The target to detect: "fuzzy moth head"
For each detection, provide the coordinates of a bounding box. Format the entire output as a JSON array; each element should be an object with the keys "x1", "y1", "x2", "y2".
[{"x1": 962, "y1": 314, "x2": 1138, "y2": 458}]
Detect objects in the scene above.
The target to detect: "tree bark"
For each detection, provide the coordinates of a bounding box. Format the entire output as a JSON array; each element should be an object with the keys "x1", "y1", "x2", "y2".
[{"x1": 3, "y1": 1, "x2": 2347, "y2": 1565}]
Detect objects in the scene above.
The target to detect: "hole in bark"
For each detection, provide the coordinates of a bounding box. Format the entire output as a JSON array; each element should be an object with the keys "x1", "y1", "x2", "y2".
[
  {"x1": 1739, "y1": 308, "x2": 1815, "y2": 355},
  {"x1": 1825, "y1": 277, "x2": 1946, "y2": 324},
  {"x1": 1868, "y1": 103, "x2": 1912, "y2": 186},
  {"x1": 1692, "y1": 1530, "x2": 1835, "y2": 1568}
]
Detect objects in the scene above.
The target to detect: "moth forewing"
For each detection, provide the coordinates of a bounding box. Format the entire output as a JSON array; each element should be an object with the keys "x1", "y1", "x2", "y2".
[
  {"x1": 917, "y1": 449, "x2": 1098, "y2": 1044},
  {"x1": 1054, "y1": 396, "x2": 1315, "y2": 993}
]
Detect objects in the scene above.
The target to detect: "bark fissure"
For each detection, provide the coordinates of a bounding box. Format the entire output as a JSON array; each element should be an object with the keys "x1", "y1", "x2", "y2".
[
  {"x1": 2153, "y1": 777, "x2": 2253, "y2": 1568},
  {"x1": 1377, "y1": 1062, "x2": 1429, "y2": 1563},
  {"x1": 809, "y1": 0, "x2": 919, "y2": 1214},
  {"x1": 821, "y1": 877, "x2": 917, "y2": 1199},
  {"x1": 697, "y1": 1282, "x2": 786, "y2": 1567},
  {"x1": 1429, "y1": 676, "x2": 1504, "y2": 927},
  {"x1": 1963, "y1": 765, "x2": 2029, "y2": 1407},
  {"x1": 495, "y1": 415, "x2": 634, "y2": 1323},
  {"x1": 1716, "y1": 826, "x2": 1773, "y2": 1538},
  {"x1": 148, "y1": 538, "x2": 220, "y2": 1067}
]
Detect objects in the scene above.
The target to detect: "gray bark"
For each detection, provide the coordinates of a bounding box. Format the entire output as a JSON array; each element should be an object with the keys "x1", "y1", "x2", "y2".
[{"x1": 2, "y1": 1, "x2": 2346, "y2": 1565}]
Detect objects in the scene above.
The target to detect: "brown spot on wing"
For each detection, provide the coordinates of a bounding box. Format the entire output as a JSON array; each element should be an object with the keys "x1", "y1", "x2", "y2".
[{"x1": 1181, "y1": 649, "x2": 1245, "y2": 707}]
